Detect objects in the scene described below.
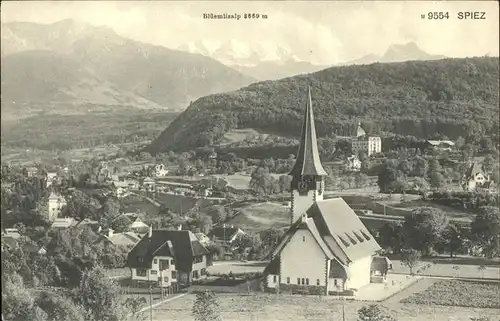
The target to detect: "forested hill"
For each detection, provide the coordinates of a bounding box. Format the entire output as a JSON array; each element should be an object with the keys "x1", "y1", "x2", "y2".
[{"x1": 146, "y1": 57, "x2": 499, "y2": 154}]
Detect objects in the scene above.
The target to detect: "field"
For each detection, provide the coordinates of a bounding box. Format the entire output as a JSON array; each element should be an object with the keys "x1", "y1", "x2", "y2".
[
  {"x1": 401, "y1": 280, "x2": 500, "y2": 309},
  {"x1": 213, "y1": 174, "x2": 252, "y2": 190},
  {"x1": 218, "y1": 128, "x2": 262, "y2": 145},
  {"x1": 0, "y1": 108, "x2": 178, "y2": 151},
  {"x1": 227, "y1": 202, "x2": 290, "y2": 232},
  {"x1": 149, "y1": 292, "x2": 500, "y2": 321}
]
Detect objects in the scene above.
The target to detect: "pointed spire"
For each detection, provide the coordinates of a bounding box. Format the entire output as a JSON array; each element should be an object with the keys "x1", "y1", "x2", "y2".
[{"x1": 289, "y1": 87, "x2": 328, "y2": 177}]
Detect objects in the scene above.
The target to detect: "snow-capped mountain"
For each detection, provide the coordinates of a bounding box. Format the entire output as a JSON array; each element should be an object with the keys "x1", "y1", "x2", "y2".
[
  {"x1": 340, "y1": 42, "x2": 446, "y2": 66},
  {"x1": 177, "y1": 39, "x2": 301, "y2": 67}
]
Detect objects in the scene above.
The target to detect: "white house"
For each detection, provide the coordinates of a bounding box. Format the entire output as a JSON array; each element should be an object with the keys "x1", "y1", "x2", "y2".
[
  {"x1": 154, "y1": 164, "x2": 169, "y2": 177},
  {"x1": 426, "y1": 140, "x2": 455, "y2": 152},
  {"x1": 51, "y1": 217, "x2": 78, "y2": 229},
  {"x1": 48, "y1": 192, "x2": 67, "y2": 221},
  {"x1": 351, "y1": 136, "x2": 382, "y2": 157},
  {"x1": 461, "y1": 163, "x2": 492, "y2": 192},
  {"x1": 345, "y1": 155, "x2": 362, "y2": 172},
  {"x1": 127, "y1": 228, "x2": 210, "y2": 288},
  {"x1": 46, "y1": 172, "x2": 58, "y2": 188},
  {"x1": 263, "y1": 88, "x2": 384, "y2": 296}
]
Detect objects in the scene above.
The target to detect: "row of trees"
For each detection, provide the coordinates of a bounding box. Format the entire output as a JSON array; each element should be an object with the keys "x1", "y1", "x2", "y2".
[{"x1": 376, "y1": 206, "x2": 500, "y2": 259}]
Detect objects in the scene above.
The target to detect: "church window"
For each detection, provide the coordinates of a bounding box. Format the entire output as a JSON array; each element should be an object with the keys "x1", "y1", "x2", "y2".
[
  {"x1": 334, "y1": 279, "x2": 338, "y2": 286},
  {"x1": 301, "y1": 278, "x2": 305, "y2": 285},
  {"x1": 316, "y1": 279, "x2": 320, "y2": 285},
  {"x1": 360, "y1": 230, "x2": 371, "y2": 241},
  {"x1": 297, "y1": 278, "x2": 300, "y2": 284},
  {"x1": 353, "y1": 231, "x2": 365, "y2": 243},
  {"x1": 273, "y1": 275, "x2": 277, "y2": 283},
  {"x1": 303, "y1": 236, "x2": 306, "y2": 242},
  {"x1": 286, "y1": 277, "x2": 290, "y2": 284},
  {"x1": 338, "y1": 235, "x2": 350, "y2": 247},
  {"x1": 306, "y1": 278, "x2": 309, "y2": 285},
  {"x1": 345, "y1": 232, "x2": 357, "y2": 245}
]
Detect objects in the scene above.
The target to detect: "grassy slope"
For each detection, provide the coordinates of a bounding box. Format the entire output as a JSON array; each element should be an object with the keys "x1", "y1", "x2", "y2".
[{"x1": 147, "y1": 57, "x2": 499, "y2": 154}]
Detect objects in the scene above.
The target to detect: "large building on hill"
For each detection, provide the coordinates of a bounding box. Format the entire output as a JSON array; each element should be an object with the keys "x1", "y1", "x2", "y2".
[
  {"x1": 351, "y1": 122, "x2": 382, "y2": 157},
  {"x1": 263, "y1": 88, "x2": 387, "y2": 296}
]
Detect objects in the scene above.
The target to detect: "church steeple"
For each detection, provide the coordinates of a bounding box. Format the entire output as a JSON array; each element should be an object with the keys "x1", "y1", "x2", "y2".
[
  {"x1": 289, "y1": 87, "x2": 328, "y2": 178},
  {"x1": 288, "y1": 87, "x2": 328, "y2": 225}
]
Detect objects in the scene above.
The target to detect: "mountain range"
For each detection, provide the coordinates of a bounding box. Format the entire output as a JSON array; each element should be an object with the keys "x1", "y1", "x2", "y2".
[
  {"x1": 1, "y1": 19, "x2": 255, "y2": 113},
  {"x1": 176, "y1": 41, "x2": 446, "y2": 81}
]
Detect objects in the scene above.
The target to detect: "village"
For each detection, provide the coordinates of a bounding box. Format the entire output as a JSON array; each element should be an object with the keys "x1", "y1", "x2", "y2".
[{"x1": 2, "y1": 89, "x2": 499, "y2": 321}]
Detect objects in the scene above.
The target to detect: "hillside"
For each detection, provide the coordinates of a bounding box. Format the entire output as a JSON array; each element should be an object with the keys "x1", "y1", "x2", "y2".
[
  {"x1": 1, "y1": 20, "x2": 254, "y2": 111},
  {"x1": 146, "y1": 57, "x2": 499, "y2": 154}
]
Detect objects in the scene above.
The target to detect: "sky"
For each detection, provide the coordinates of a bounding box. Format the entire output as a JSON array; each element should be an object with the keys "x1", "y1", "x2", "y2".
[{"x1": 1, "y1": 1, "x2": 499, "y2": 65}]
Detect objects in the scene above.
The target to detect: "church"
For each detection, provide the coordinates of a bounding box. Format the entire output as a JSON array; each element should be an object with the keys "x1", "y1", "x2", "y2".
[{"x1": 263, "y1": 88, "x2": 386, "y2": 295}]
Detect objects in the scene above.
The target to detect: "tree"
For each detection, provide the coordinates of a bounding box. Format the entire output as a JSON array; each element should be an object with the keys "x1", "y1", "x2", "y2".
[
  {"x1": 482, "y1": 154, "x2": 495, "y2": 173},
  {"x1": 357, "y1": 304, "x2": 397, "y2": 321},
  {"x1": 354, "y1": 173, "x2": 370, "y2": 189},
  {"x1": 377, "y1": 160, "x2": 403, "y2": 193},
  {"x1": 192, "y1": 291, "x2": 222, "y2": 321},
  {"x1": 470, "y1": 206, "x2": 500, "y2": 258},
  {"x1": 439, "y1": 223, "x2": 467, "y2": 257},
  {"x1": 401, "y1": 249, "x2": 421, "y2": 274},
  {"x1": 278, "y1": 175, "x2": 292, "y2": 193},
  {"x1": 73, "y1": 266, "x2": 130, "y2": 321},
  {"x1": 402, "y1": 207, "x2": 449, "y2": 255},
  {"x1": 411, "y1": 155, "x2": 428, "y2": 178},
  {"x1": 377, "y1": 222, "x2": 404, "y2": 253},
  {"x1": 249, "y1": 167, "x2": 279, "y2": 195}
]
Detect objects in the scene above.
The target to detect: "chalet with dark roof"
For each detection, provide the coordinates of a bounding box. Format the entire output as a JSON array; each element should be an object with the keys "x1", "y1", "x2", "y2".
[
  {"x1": 263, "y1": 88, "x2": 385, "y2": 296},
  {"x1": 127, "y1": 228, "x2": 210, "y2": 287},
  {"x1": 461, "y1": 162, "x2": 492, "y2": 192},
  {"x1": 207, "y1": 224, "x2": 245, "y2": 246}
]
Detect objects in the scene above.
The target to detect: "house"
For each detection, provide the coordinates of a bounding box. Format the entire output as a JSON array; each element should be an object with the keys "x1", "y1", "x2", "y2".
[
  {"x1": 425, "y1": 140, "x2": 455, "y2": 152},
  {"x1": 23, "y1": 243, "x2": 47, "y2": 256},
  {"x1": 97, "y1": 228, "x2": 142, "y2": 248},
  {"x1": 75, "y1": 218, "x2": 100, "y2": 232},
  {"x1": 113, "y1": 181, "x2": 130, "y2": 198},
  {"x1": 207, "y1": 225, "x2": 245, "y2": 246},
  {"x1": 351, "y1": 136, "x2": 382, "y2": 157},
  {"x1": 263, "y1": 88, "x2": 383, "y2": 296},
  {"x1": 111, "y1": 213, "x2": 150, "y2": 235},
  {"x1": 48, "y1": 192, "x2": 67, "y2": 221},
  {"x1": 127, "y1": 228, "x2": 210, "y2": 288},
  {"x1": 51, "y1": 217, "x2": 78, "y2": 229},
  {"x1": 154, "y1": 164, "x2": 169, "y2": 177},
  {"x1": 345, "y1": 155, "x2": 361, "y2": 172},
  {"x1": 195, "y1": 232, "x2": 211, "y2": 246},
  {"x1": 45, "y1": 172, "x2": 59, "y2": 188},
  {"x1": 461, "y1": 163, "x2": 492, "y2": 192},
  {"x1": 142, "y1": 178, "x2": 156, "y2": 192},
  {"x1": 25, "y1": 167, "x2": 38, "y2": 177}
]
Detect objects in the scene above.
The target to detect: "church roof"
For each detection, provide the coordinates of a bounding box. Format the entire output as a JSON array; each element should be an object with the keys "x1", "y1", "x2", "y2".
[
  {"x1": 270, "y1": 198, "x2": 381, "y2": 266},
  {"x1": 354, "y1": 122, "x2": 366, "y2": 138},
  {"x1": 289, "y1": 87, "x2": 328, "y2": 177}
]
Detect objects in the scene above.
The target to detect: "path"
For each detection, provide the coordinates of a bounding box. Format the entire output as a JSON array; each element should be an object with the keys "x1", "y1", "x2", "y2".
[
  {"x1": 383, "y1": 278, "x2": 436, "y2": 304},
  {"x1": 130, "y1": 293, "x2": 188, "y2": 316}
]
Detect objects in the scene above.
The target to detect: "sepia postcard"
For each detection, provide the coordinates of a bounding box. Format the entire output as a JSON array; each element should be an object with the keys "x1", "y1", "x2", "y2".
[{"x1": 1, "y1": 1, "x2": 499, "y2": 321}]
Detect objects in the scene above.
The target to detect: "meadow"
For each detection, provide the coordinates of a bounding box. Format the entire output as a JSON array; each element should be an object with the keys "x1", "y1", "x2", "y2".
[{"x1": 149, "y1": 292, "x2": 500, "y2": 321}]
